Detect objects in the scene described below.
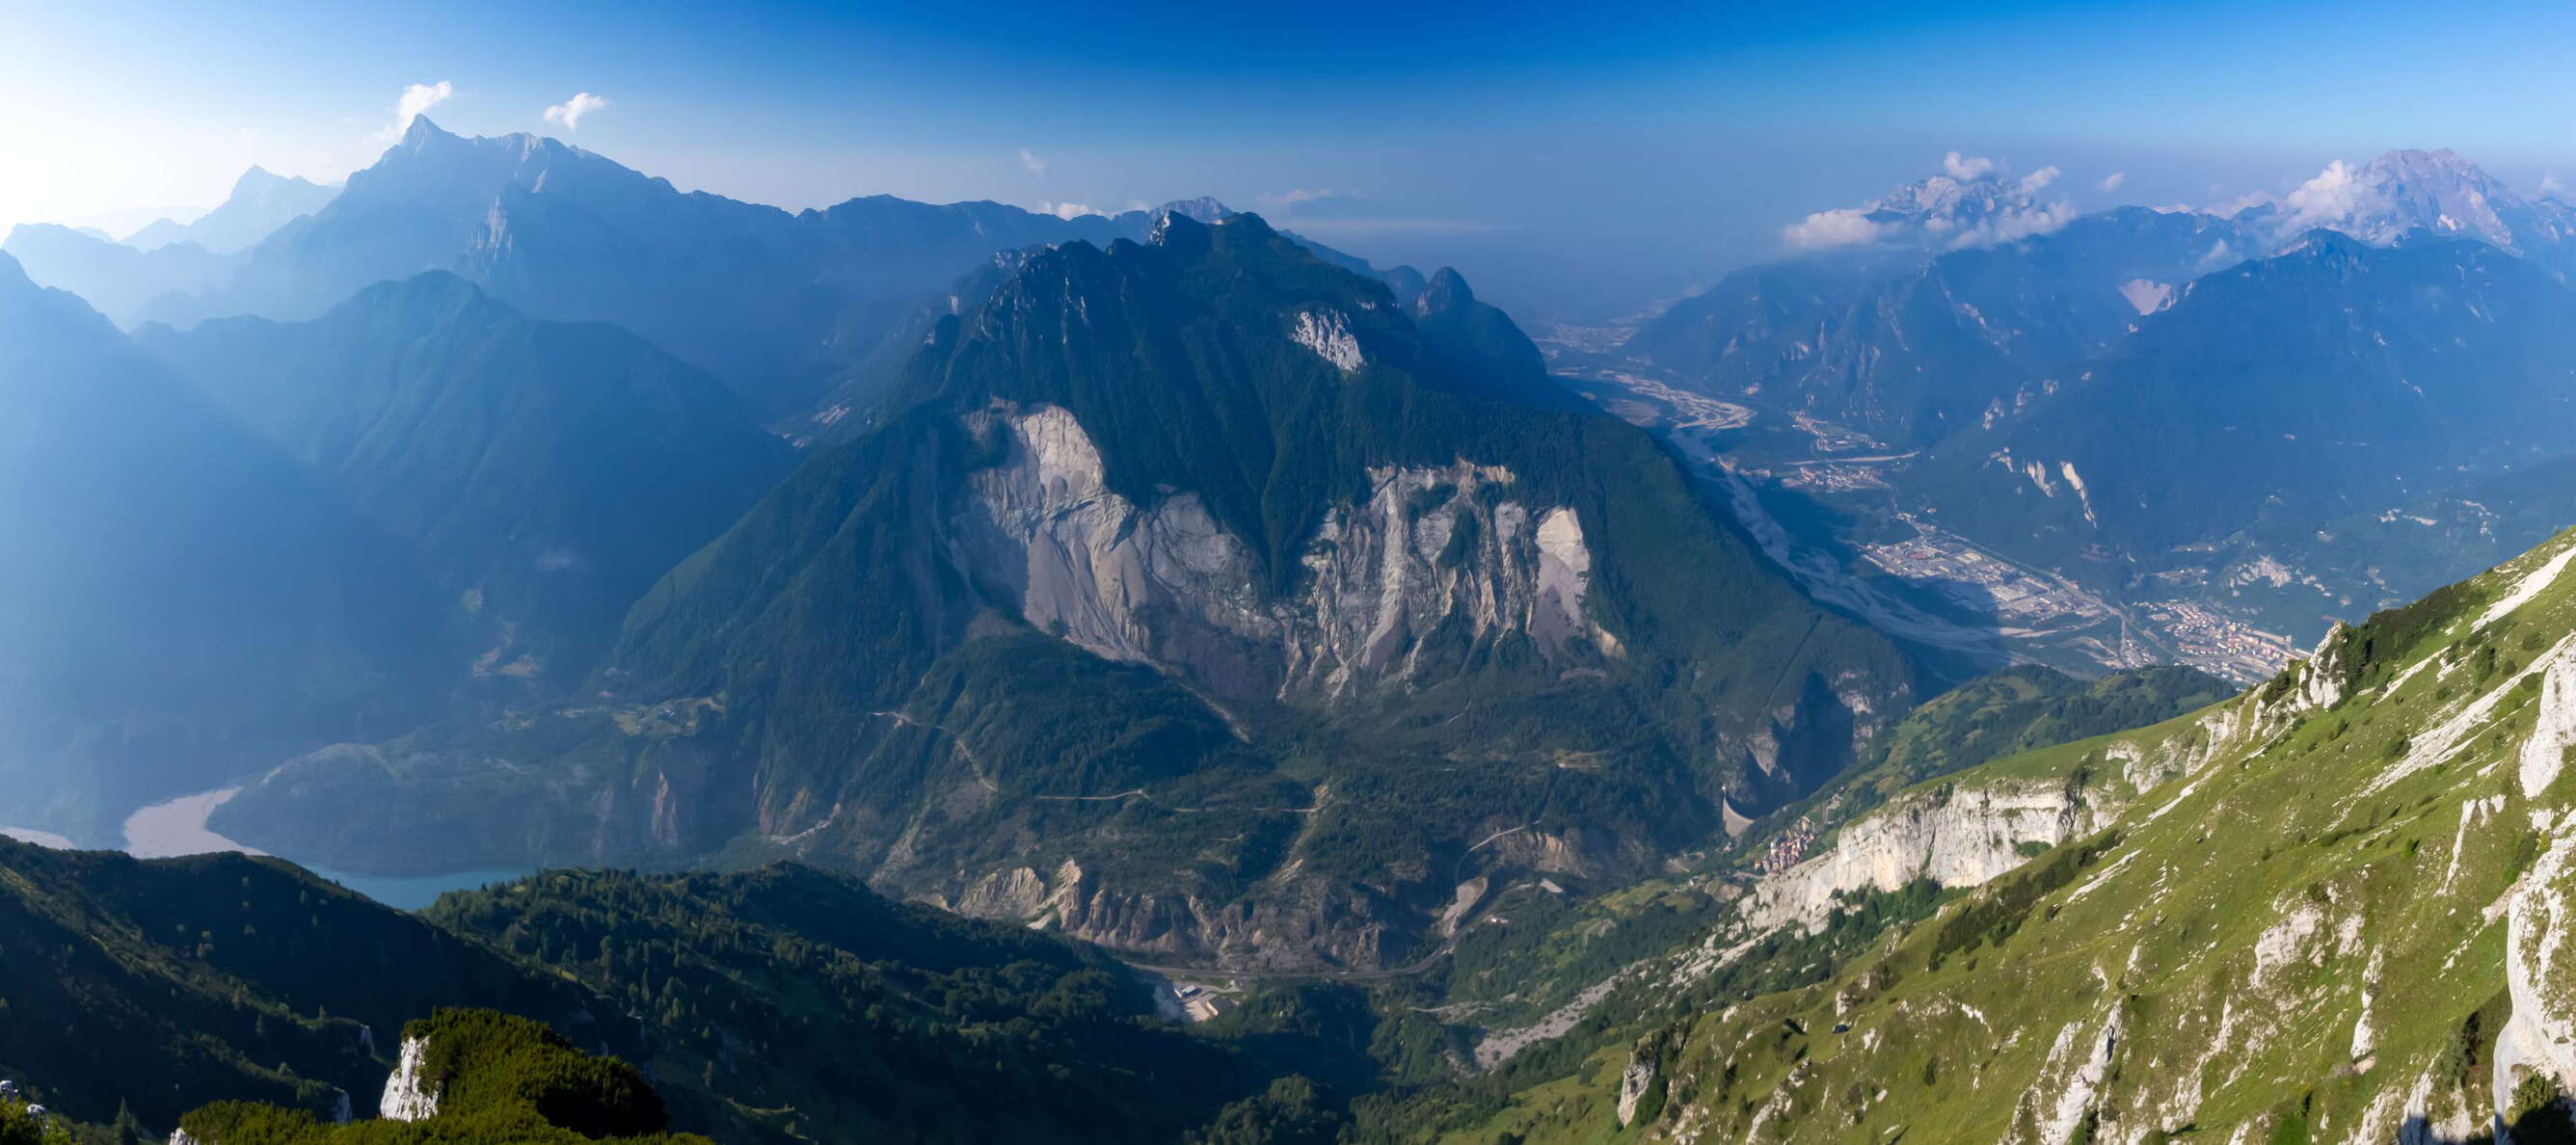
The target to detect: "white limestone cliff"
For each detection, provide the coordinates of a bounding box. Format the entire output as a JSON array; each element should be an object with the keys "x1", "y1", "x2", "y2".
[
  {"x1": 380, "y1": 1033, "x2": 441, "y2": 1121},
  {"x1": 953, "y1": 403, "x2": 1620, "y2": 705}
]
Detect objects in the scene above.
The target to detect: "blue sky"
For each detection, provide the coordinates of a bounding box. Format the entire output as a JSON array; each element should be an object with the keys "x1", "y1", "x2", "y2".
[{"x1": 11, "y1": 0, "x2": 2576, "y2": 316}]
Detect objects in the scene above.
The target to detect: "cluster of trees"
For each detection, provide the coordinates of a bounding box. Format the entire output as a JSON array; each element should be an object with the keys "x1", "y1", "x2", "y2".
[
  {"x1": 176, "y1": 1010, "x2": 708, "y2": 1145},
  {"x1": 427, "y1": 865, "x2": 1355, "y2": 1143}
]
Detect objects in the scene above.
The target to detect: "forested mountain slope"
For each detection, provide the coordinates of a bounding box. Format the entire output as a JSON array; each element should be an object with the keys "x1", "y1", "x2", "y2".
[
  {"x1": 0, "y1": 842, "x2": 1364, "y2": 1145},
  {"x1": 214, "y1": 212, "x2": 1922, "y2": 971},
  {"x1": 0, "y1": 253, "x2": 458, "y2": 841},
  {"x1": 140, "y1": 272, "x2": 794, "y2": 682}
]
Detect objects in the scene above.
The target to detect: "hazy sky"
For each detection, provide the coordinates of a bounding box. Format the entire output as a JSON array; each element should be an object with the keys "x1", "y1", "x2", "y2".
[{"x1": 12, "y1": 0, "x2": 2576, "y2": 317}]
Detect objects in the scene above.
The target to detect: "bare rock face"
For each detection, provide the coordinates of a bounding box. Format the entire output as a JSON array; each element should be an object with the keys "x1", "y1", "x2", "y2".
[
  {"x1": 379, "y1": 1034, "x2": 440, "y2": 1121},
  {"x1": 1616, "y1": 1025, "x2": 1681, "y2": 1128},
  {"x1": 1738, "y1": 777, "x2": 2106, "y2": 936},
  {"x1": 938, "y1": 857, "x2": 1399, "y2": 972},
  {"x1": 2505, "y1": 831, "x2": 2576, "y2": 1122},
  {"x1": 953, "y1": 402, "x2": 1620, "y2": 706}
]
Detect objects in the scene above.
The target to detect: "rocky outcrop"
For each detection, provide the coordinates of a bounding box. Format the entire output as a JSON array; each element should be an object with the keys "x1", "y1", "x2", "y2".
[
  {"x1": 1290, "y1": 308, "x2": 1364, "y2": 373},
  {"x1": 2026, "y1": 1009, "x2": 2123, "y2": 1145},
  {"x1": 939, "y1": 857, "x2": 1400, "y2": 971},
  {"x1": 2505, "y1": 834, "x2": 2576, "y2": 1123},
  {"x1": 1616, "y1": 1025, "x2": 1683, "y2": 1128},
  {"x1": 1739, "y1": 777, "x2": 2107, "y2": 935},
  {"x1": 380, "y1": 1033, "x2": 440, "y2": 1121},
  {"x1": 2521, "y1": 642, "x2": 2576, "y2": 799}
]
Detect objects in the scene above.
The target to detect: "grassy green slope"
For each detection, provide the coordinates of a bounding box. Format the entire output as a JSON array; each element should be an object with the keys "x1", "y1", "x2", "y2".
[{"x1": 1396, "y1": 527, "x2": 2576, "y2": 1144}]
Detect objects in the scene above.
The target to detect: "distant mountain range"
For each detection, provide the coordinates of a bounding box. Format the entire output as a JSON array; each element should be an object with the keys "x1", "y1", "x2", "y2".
[
  {"x1": 4, "y1": 118, "x2": 1236, "y2": 426},
  {"x1": 0, "y1": 253, "x2": 457, "y2": 841},
  {"x1": 1614, "y1": 146, "x2": 2576, "y2": 673},
  {"x1": 29, "y1": 101, "x2": 2576, "y2": 1145},
  {"x1": 124, "y1": 165, "x2": 340, "y2": 254},
  {"x1": 138, "y1": 272, "x2": 795, "y2": 682},
  {"x1": 206, "y1": 212, "x2": 1920, "y2": 971},
  {"x1": 1631, "y1": 205, "x2": 2258, "y2": 448}
]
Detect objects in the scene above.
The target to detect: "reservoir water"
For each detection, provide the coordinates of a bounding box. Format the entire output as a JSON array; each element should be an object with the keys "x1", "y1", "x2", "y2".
[{"x1": 5, "y1": 787, "x2": 542, "y2": 912}]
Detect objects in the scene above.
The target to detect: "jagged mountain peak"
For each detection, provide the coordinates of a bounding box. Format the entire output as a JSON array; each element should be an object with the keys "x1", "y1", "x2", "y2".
[
  {"x1": 2264, "y1": 145, "x2": 2575, "y2": 254},
  {"x1": 2364, "y1": 145, "x2": 2506, "y2": 187},
  {"x1": 1143, "y1": 203, "x2": 1241, "y2": 248},
  {"x1": 1418, "y1": 265, "x2": 1474, "y2": 308},
  {"x1": 1785, "y1": 153, "x2": 2073, "y2": 253},
  {"x1": 397, "y1": 113, "x2": 453, "y2": 148},
  {"x1": 1151, "y1": 195, "x2": 1234, "y2": 224}
]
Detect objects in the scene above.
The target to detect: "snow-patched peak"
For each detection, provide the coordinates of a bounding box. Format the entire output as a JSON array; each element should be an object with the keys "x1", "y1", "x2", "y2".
[
  {"x1": 1153, "y1": 196, "x2": 1234, "y2": 225},
  {"x1": 2256, "y1": 146, "x2": 2576, "y2": 253},
  {"x1": 1784, "y1": 153, "x2": 2073, "y2": 253},
  {"x1": 1146, "y1": 207, "x2": 1204, "y2": 247}
]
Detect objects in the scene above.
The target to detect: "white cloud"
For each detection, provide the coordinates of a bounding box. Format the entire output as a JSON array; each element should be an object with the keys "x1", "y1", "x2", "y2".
[
  {"x1": 1783, "y1": 152, "x2": 2076, "y2": 254},
  {"x1": 2545, "y1": 173, "x2": 2567, "y2": 196},
  {"x1": 543, "y1": 93, "x2": 607, "y2": 131},
  {"x1": 2210, "y1": 190, "x2": 2273, "y2": 218},
  {"x1": 1273, "y1": 216, "x2": 1516, "y2": 237},
  {"x1": 1943, "y1": 151, "x2": 1996, "y2": 180},
  {"x1": 2279, "y1": 159, "x2": 2376, "y2": 230},
  {"x1": 369, "y1": 81, "x2": 453, "y2": 146},
  {"x1": 1042, "y1": 200, "x2": 1101, "y2": 220},
  {"x1": 2096, "y1": 172, "x2": 2127, "y2": 193},
  {"x1": 1784, "y1": 206, "x2": 1887, "y2": 251},
  {"x1": 1020, "y1": 147, "x2": 1048, "y2": 176},
  {"x1": 1948, "y1": 200, "x2": 2076, "y2": 249},
  {"x1": 1256, "y1": 187, "x2": 1337, "y2": 211},
  {"x1": 397, "y1": 81, "x2": 452, "y2": 126}
]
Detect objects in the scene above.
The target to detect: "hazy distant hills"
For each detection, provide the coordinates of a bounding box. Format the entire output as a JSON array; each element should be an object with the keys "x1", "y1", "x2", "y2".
[
  {"x1": 138, "y1": 272, "x2": 795, "y2": 681},
  {"x1": 1918, "y1": 230, "x2": 2576, "y2": 569},
  {"x1": 1618, "y1": 146, "x2": 2576, "y2": 659},
  {"x1": 1637, "y1": 147, "x2": 2576, "y2": 448},
  {"x1": 1632, "y1": 206, "x2": 2258, "y2": 447},
  {"x1": 0, "y1": 253, "x2": 456, "y2": 840},
  {"x1": 214, "y1": 213, "x2": 1919, "y2": 970},
  {"x1": 12, "y1": 118, "x2": 1227, "y2": 424},
  {"x1": 124, "y1": 165, "x2": 340, "y2": 254},
  {"x1": 0, "y1": 220, "x2": 228, "y2": 323}
]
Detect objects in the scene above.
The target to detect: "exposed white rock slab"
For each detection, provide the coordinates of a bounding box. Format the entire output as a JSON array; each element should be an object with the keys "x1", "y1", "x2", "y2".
[
  {"x1": 380, "y1": 1034, "x2": 440, "y2": 1121},
  {"x1": 2118, "y1": 278, "x2": 2174, "y2": 314},
  {"x1": 2505, "y1": 835, "x2": 2576, "y2": 1124},
  {"x1": 2034, "y1": 1011, "x2": 2122, "y2": 1145},
  {"x1": 955, "y1": 403, "x2": 1616, "y2": 704},
  {"x1": 2521, "y1": 642, "x2": 2576, "y2": 798},
  {"x1": 1290, "y1": 308, "x2": 1363, "y2": 373},
  {"x1": 1739, "y1": 778, "x2": 2102, "y2": 935},
  {"x1": 2479, "y1": 542, "x2": 2576, "y2": 630},
  {"x1": 1616, "y1": 1052, "x2": 1658, "y2": 1127}
]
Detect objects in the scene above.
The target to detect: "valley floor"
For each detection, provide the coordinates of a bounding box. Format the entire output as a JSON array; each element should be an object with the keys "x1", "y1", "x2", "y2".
[{"x1": 1547, "y1": 349, "x2": 2305, "y2": 683}]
